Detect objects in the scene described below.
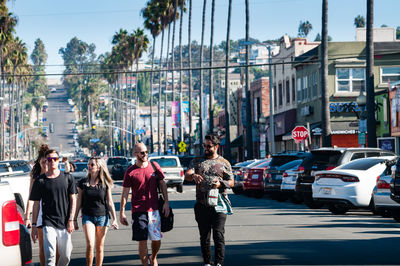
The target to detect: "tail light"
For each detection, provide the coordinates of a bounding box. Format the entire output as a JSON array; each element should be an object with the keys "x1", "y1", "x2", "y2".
[
  {"x1": 377, "y1": 179, "x2": 390, "y2": 189},
  {"x1": 282, "y1": 172, "x2": 288, "y2": 178},
  {"x1": 266, "y1": 173, "x2": 272, "y2": 181},
  {"x1": 2, "y1": 200, "x2": 20, "y2": 246},
  {"x1": 244, "y1": 171, "x2": 249, "y2": 179},
  {"x1": 297, "y1": 166, "x2": 305, "y2": 172},
  {"x1": 235, "y1": 170, "x2": 242, "y2": 176},
  {"x1": 326, "y1": 166, "x2": 336, "y2": 170},
  {"x1": 180, "y1": 170, "x2": 184, "y2": 177},
  {"x1": 315, "y1": 174, "x2": 359, "y2": 182}
]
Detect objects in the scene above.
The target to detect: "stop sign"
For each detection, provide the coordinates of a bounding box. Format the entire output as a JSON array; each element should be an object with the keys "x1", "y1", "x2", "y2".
[{"x1": 292, "y1": 126, "x2": 309, "y2": 141}]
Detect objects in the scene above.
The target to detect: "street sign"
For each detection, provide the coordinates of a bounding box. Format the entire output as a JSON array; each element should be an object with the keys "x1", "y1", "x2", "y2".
[
  {"x1": 90, "y1": 138, "x2": 100, "y2": 143},
  {"x1": 178, "y1": 141, "x2": 187, "y2": 153},
  {"x1": 292, "y1": 126, "x2": 309, "y2": 142}
]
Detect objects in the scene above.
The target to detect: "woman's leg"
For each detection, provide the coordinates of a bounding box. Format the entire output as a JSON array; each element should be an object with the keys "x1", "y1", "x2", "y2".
[
  {"x1": 94, "y1": 226, "x2": 108, "y2": 266},
  {"x1": 83, "y1": 223, "x2": 96, "y2": 266}
]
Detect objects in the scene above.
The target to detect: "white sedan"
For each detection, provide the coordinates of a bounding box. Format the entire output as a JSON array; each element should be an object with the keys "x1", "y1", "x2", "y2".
[{"x1": 312, "y1": 156, "x2": 397, "y2": 215}]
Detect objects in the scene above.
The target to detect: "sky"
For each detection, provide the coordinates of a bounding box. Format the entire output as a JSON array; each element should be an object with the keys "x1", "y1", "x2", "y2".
[{"x1": 7, "y1": 0, "x2": 400, "y2": 77}]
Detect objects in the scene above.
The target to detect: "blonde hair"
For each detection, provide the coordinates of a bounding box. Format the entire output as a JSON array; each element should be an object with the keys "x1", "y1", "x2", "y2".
[{"x1": 85, "y1": 157, "x2": 114, "y2": 189}]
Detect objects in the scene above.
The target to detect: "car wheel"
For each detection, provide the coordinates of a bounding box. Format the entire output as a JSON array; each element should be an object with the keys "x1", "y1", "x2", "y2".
[
  {"x1": 328, "y1": 203, "x2": 349, "y2": 215},
  {"x1": 277, "y1": 193, "x2": 289, "y2": 202},
  {"x1": 369, "y1": 198, "x2": 379, "y2": 215},
  {"x1": 232, "y1": 186, "x2": 242, "y2": 195},
  {"x1": 176, "y1": 184, "x2": 183, "y2": 193},
  {"x1": 304, "y1": 199, "x2": 324, "y2": 209},
  {"x1": 254, "y1": 191, "x2": 264, "y2": 199},
  {"x1": 391, "y1": 210, "x2": 400, "y2": 222}
]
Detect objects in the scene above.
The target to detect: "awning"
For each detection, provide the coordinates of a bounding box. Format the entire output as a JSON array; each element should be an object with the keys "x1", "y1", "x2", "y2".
[{"x1": 231, "y1": 135, "x2": 243, "y2": 148}]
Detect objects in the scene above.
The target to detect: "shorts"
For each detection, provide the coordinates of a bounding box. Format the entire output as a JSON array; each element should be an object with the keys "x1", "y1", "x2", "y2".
[
  {"x1": 131, "y1": 210, "x2": 162, "y2": 241},
  {"x1": 82, "y1": 214, "x2": 109, "y2": 227}
]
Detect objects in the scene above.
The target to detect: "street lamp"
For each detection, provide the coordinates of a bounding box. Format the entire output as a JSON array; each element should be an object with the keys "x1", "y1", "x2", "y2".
[{"x1": 356, "y1": 88, "x2": 367, "y2": 147}]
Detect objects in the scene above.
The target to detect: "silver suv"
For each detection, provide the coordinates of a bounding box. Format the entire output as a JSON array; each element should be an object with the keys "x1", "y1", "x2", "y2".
[{"x1": 149, "y1": 156, "x2": 184, "y2": 193}]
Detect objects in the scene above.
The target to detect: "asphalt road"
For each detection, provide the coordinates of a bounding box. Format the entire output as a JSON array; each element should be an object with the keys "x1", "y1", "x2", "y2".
[
  {"x1": 30, "y1": 184, "x2": 400, "y2": 265},
  {"x1": 44, "y1": 88, "x2": 76, "y2": 154}
]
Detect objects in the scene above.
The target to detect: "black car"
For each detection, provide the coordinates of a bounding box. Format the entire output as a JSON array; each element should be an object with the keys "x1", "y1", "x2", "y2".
[
  {"x1": 107, "y1": 156, "x2": 133, "y2": 180},
  {"x1": 264, "y1": 152, "x2": 310, "y2": 196},
  {"x1": 296, "y1": 147, "x2": 396, "y2": 209}
]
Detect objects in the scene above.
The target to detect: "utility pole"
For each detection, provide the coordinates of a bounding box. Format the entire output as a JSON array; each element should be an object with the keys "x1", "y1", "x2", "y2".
[
  {"x1": 268, "y1": 46, "x2": 275, "y2": 154},
  {"x1": 245, "y1": 0, "x2": 253, "y2": 159},
  {"x1": 321, "y1": 0, "x2": 331, "y2": 147},
  {"x1": 224, "y1": 0, "x2": 232, "y2": 162}
]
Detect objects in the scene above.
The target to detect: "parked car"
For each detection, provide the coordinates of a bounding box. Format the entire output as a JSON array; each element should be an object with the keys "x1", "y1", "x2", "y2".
[
  {"x1": 107, "y1": 156, "x2": 133, "y2": 180},
  {"x1": 372, "y1": 170, "x2": 400, "y2": 218},
  {"x1": 389, "y1": 157, "x2": 400, "y2": 222},
  {"x1": 312, "y1": 156, "x2": 396, "y2": 215},
  {"x1": 296, "y1": 147, "x2": 395, "y2": 209},
  {"x1": 0, "y1": 181, "x2": 32, "y2": 266},
  {"x1": 281, "y1": 160, "x2": 308, "y2": 203},
  {"x1": 233, "y1": 159, "x2": 267, "y2": 194},
  {"x1": 243, "y1": 159, "x2": 272, "y2": 198},
  {"x1": 0, "y1": 160, "x2": 32, "y2": 213},
  {"x1": 70, "y1": 162, "x2": 88, "y2": 181},
  {"x1": 264, "y1": 152, "x2": 310, "y2": 196},
  {"x1": 148, "y1": 155, "x2": 184, "y2": 192}
]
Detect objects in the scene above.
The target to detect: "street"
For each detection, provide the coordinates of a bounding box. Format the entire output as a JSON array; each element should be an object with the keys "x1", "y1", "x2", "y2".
[{"x1": 31, "y1": 183, "x2": 400, "y2": 265}]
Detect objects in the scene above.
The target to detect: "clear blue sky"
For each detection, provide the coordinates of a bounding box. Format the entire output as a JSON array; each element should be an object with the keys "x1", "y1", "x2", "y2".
[{"x1": 7, "y1": 0, "x2": 400, "y2": 76}]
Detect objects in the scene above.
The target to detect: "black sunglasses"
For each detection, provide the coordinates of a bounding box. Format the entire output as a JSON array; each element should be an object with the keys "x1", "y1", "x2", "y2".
[
  {"x1": 47, "y1": 157, "x2": 59, "y2": 162},
  {"x1": 202, "y1": 144, "x2": 214, "y2": 149},
  {"x1": 88, "y1": 163, "x2": 97, "y2": 167},
  {"x1": 137, "y1": 151, "x2": 148, "y2": 155}
]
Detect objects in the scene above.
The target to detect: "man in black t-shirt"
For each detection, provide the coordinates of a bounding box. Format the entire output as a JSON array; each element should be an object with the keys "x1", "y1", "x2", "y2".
[{"x1": 30, "y1": 149, "x2": 77, "y2": 266}]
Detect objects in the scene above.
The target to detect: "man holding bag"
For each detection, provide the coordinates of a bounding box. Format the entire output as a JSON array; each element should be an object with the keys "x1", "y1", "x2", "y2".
[
  {"x1": 120, "y1": 142, "x2": 170, "y2": 266},
  {"x1": 185, "y1": 134, "x2": 234, "y2": 266}
]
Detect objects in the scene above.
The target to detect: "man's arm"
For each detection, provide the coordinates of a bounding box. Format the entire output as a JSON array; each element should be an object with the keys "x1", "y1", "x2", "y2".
[
  {"x1": 159, "y1": 179, "x2": 170, "y2": 217},
  {"x1": 30, "y1": 200, "x2": 40, "y2": 243},
  {"x1": 67, "y1": 193, "x2": 77, "y2": 233},
  {"x1": 120, "y1": 187, "x2": 130, "y2": 226}
]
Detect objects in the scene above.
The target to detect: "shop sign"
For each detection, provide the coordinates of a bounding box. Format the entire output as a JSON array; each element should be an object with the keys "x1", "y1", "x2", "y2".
[
  {"x1": 377, "y1": 137, "x2": 396, "y2": 153},
  {"x1": 329, "y1": 102, "x2": 363, "y2": 113}
]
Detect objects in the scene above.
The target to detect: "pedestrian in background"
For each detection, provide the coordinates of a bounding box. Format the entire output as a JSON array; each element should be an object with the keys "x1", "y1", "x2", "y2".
[
  {"x1": 185, "y1": 134, "x2": 234, "y2": 266},
  {"x1": 25, "y1": 144, "x2": 49, "y2": 266},
  {"x1": 30, "y1": 149, "x2": 77, "y2": 266},
  {"x1": 74, "y1": 157, "x2": 118, "y2": 266},
  {"x1": 120, "y1": 142, "x2": 170, "y2": 266}
]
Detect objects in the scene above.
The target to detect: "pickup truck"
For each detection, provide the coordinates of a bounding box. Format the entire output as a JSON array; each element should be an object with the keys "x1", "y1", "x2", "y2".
[
  {"x1": 0, "y1": 181, "x2": 32, "y2": 265},
  {"x1": 0, "y1": 160, "x2": 32, "y2": 213},
  {"x1": 149, "y1": 156, "x2": 184, "y2": 193}
]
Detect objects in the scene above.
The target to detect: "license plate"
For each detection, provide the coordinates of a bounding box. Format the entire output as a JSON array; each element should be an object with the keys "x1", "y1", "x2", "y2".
[
  {"x1": 322, "y1": 187, "x2": 332, "y2": 195},
  {"x1": 252, "y1": 174, "x2": 259, "y2": 179}
]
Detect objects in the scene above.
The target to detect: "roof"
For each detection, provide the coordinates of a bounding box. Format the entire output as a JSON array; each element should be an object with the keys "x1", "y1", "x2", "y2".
[
  {"x1": 375, "y1": 42, "x2": 400, "y2": 54},
  {"x1": 294, "y1": 46, "x2": 318, "y2": 64}
]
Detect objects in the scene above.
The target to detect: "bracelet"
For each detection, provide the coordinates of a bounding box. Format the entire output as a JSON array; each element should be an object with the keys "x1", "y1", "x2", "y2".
[{"x1": 32, "y1": 223, "x2": 37, "y2": 226}]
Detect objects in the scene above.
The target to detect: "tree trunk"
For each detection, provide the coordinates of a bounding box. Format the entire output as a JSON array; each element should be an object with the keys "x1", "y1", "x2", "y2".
[
  {"x1": 209, "y1": 0, "x2": 215, "y2": 133},
  {"x1": 179, "y1": 3, "x2": 184, "y2": 145},
  {"x1": 158, "y1": 29, "x2": 165, "y2": 155},
  {"x1": 366, "y1": 0, "x2": 376, "y2": 147},
  {"x1": 150, "y1": 37, "x2": 156, "y2": 154},
  {"x1": 171, "y1": 0, "x2": 178, "y2": 154},
  {"x1": 199, "y1": 0, "x2": 207, "y2": 154},
  {"x1": 164, "y1": 24, "x2": 172, "y2": 155},
  {"x1": 321, "y1": 0, "x2": 331, "y2": 147},
  {"x1": 245, "y1": 0, "x2": 253, "y2": 159},
  {"x1": 188, "y1": 0, "x2": 193, "y2": 155},
  {"x1": 224, "y1": 0, "x2": 232, "y2": 162}
]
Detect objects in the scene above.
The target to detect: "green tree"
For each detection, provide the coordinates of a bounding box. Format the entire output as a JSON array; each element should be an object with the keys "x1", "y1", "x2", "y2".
[
  {"x1": 298, "y1": 20, "x2": 313, "y2": 37},
  {"x1": 354, "y1": 15, "x2": 365, "y2": 28},
  {"x1": 137, "y1": 73, "x2": 150, "y2": 104}
]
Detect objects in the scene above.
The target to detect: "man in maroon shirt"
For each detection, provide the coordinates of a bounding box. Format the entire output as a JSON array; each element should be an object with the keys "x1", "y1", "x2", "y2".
[{"x1": 120, "y1": 142, "x2": 170, "y2": 266}]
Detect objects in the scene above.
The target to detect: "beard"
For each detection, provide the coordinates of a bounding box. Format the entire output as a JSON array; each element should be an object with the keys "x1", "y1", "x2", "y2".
[
  {"x1": 137, "y1": 156, "x2": 148, "y2": 163},
  {"x1": 204, "y1": 150, "x2": 214, "y2": 158}
]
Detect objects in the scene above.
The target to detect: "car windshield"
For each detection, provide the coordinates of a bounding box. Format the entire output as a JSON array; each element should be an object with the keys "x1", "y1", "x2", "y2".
[
  {"x1": 107, "y1": 158, "x2": 128, "y2": 165},
  {"x1": 9, "y1": 161, "x2": 31, "y2": 173},
  {"x1": 278, "y1": 159, "x2": 303, "y2": 170},
  {"x1": 75, "y1": 163, "x2": 87, "y2": 172},
  {"x1": 270, "y1": 156, "x2": 299, "y2": 167},
  {"x1": 305, "y1": 150, "x2": 343, "y2": 167},
  {"x1": 336, "y1": 158, "x2": 386, "y2": 170},
  {"x1": 235, "y1": 160, "x2": 255, "y2": 168},
  {"x1": 151, "y1": 158, "x2": 178, "y2": 167},
  {"x1": 256, "y1": 160, "x2": 271, "y2": 168}
]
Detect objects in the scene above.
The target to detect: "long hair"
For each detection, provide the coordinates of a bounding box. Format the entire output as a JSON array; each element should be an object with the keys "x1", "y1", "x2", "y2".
[
  {"x1": 30, "y1": 144, "x2": 49, "y2": 179},
  {"x1": 85, "y1": 158, "x2": 114, "y2": 189}
]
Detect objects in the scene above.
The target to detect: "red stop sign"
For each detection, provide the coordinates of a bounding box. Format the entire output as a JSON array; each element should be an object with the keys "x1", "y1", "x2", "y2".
[{"x1": 292, "y1": 126, "x2": 309, "y2": 141}]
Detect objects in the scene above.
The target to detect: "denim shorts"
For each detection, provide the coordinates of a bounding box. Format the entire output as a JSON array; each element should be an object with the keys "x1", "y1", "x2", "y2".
[{"x1": 82, "y1": 214, "x2": 109, "y2": 227}]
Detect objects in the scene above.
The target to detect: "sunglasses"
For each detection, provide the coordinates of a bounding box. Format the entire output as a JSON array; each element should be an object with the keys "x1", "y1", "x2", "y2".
[
  {"x1": 202, "y1": 144, "x2": 214, "y2": 149},
  {"x1": 47, "y1": 157, "x2": 59, "y2": 162},
  {"x1": 137, "y1": 151, "x2": 148, "y2": 155},
  {"x1": 88, "y1": 163, "x2": 97, "y2": 167}
]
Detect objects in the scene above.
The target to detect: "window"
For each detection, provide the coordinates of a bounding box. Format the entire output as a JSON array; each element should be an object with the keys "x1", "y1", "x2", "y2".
[
  {"x1": 312, "y1": 72, "x2": 318, "y2": 97},
  {"x1": 286, "y1": 80, "x2": 290, "y2": 104},
  {"x1": 150, "y1": 158, "x2": 178, "y2": 167},
  {"x1": 274, "y1": 85, "x2": 277, "y2": 108},
  {"x1": 292, "y1": 77, "x2": 296, "y2": 102},
  {"x1": 350, "y1": 153, "x2": 365, "y2": 161},
  {"x1": 303, "y1": 76, "x2": 308, "y2": 100},
  {"x1": 381, "y1": 67, "x2": 400, "y2": 84},
  {"x1": 297, "y1": 78, "x2": 302, "y2": 102},
  {"x1": 278, "y1": 83, "x2": 283, "y2": 106},
  {"x1": 337, "y1": 158, "x2": 386, "y2": 170},
  {"x1": 336, "y1": 68, "x2": 365, "y2": 92}
]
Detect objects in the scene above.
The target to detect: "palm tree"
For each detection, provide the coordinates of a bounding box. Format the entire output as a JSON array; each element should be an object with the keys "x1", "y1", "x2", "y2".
[
  {"x1": 354, "y1": 15, "x2": 365, "y2": 28},
  {"x1": 298, "y1": 20, "x2": 313, "y2": 38},
  {"x1": 321, "y1": 0, "x2": 331, "y2": 147},
  {"x1": 366, "y1": 0, "x2": 377, "y2": 147},
  {"x1": 187, "y1": 0, "x2": 193, "y2": 154},
  {"x1": 208, "y1": 0, "x2": 215, "y2": 133},
  {"x1": 199, "y1": 0, "x2": 207, "y2": 153},
  {"x1": 178, "y1": 1, "x2": 185, "y2": 145},
  {"x1": 142, "y1": 0, "x2": 162, "y2": 153},
  {"x1": 224, "y1": 0, "x2": 232, "y2": 161}
]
